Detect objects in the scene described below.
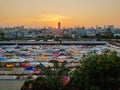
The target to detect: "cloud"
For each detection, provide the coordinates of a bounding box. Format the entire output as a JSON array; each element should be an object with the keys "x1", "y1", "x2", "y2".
[
  {"x1": 36, "y1": 14, "x2": 71, "y2": 22},
  {"x1": 13, "y1": 14, "x2": 71, "y2": 23}
]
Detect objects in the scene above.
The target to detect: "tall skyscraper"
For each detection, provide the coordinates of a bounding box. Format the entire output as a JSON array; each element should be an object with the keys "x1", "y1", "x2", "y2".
[{"x1": 58, "y1": 22, "x2": 61, "y2": 29}]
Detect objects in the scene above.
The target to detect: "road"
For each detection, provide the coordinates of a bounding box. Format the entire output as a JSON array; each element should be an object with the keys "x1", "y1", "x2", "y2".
[
  {"x1": 0, "y1": 80, "x2": 25, "y2": 90},
  {"x1": 0, "y1": 41, "x2": 108, "y2": 45}
]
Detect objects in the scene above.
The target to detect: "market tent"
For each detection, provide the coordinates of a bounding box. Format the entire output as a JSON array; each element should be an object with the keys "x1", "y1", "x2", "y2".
[
  {"x1": 25, "y1": 58, "x2": 34, "y2": 62},
  {"x1": 0, "y1": 57, "x2": 6, "y2": 61},
  {"x1": 39, "y1": 71, "x2": 44, "y2": 75},
  {"x1": 6, "y1": 63, "x2": 14, "y2": 68},
  {"x1": 12, "y1": 68, "x2": 24, "y2": 74},
  {"x1": 23, "y1": 71, "x2": 33, "y2": 74},
  {"x1": 38, "y1": 54, "x2": 48, "y2": 61},
  {"x1": 5, "y1": 58, "x2": 25, "y2": 63},
  {"x1": 52, "y1": 53, "x2": 59, "y2": 57},
  {"x1": 58, "y1": 56, "x2": 67, "y2": 60},
  {"x1": 32, "y1": 70, "x2": 40, "y2": 75},
  {"x1": 21, "y1": 63, "x2": 30, "y2": 68},
  {"x1": 0, "y1": 76, "x2": 17, "y2": 79},
  {"x1": 25, "y1": 67, "x2": 35, "y2": 71},
  {"x1": 12, "y1": 55, "x2": 19, "y2": 59},
  {"x1": 59, "y1": 48, "x2": 65, "y2": 52},
  {"x1": 29, "y1": 62, "x2": 40, "y2": 67},
  {"x1": 59, "y1": 53, "x2": 66, "y2": 56},
  {"x1": 14, "y1": 46, "x2": 21, "y2": 49},
  {"x1": 69, "y1": 56, "x2": 74, "y2": 59}
]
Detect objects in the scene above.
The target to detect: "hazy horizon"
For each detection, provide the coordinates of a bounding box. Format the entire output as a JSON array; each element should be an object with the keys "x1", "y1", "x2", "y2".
[{"x1": 0, "y1": 0, "x2": 120, "y2": 28}]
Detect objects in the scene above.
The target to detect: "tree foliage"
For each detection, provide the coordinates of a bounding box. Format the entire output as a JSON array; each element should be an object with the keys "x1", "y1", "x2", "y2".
[{"x1": 72, "y1": 51, "x2": 120, "y2": 90}]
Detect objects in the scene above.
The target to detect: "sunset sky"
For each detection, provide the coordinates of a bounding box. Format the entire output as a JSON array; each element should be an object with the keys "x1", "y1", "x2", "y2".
[{"x1": 0, "y1": 0, "x2": 120, "y2": 28}]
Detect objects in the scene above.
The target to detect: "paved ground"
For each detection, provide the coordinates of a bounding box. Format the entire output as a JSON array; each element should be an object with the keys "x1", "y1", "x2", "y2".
[{"x1": 0, "y1": 80, "x2": 25, "y2": 90}]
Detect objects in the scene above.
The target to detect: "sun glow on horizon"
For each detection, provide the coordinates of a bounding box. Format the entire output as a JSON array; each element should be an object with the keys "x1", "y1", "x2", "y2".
[{"x1": 0, "y1": 0, "x2": 120, "y2": 28}]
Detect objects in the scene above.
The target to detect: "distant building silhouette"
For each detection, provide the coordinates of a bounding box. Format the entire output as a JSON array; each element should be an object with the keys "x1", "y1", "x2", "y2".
[{"x1": 58, "y1": 22, "x2": 61, "y2": 29}]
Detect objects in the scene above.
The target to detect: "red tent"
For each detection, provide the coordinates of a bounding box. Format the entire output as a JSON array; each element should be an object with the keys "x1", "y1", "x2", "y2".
[{"x1": 21, "y1": 63, "x2": 30, "y2": 68}]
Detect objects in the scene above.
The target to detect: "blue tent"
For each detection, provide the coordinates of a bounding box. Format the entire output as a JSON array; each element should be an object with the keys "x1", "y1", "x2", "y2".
[
  {"x1": 59, "y1": 48, "x2": 65, "y2": 52},
  {"x1": 0, "y1": 57, "x2": 6, "y2": 61},
  {"x1": 39, "y1": 71, "x2": 44, "y2": 75},
  {"x1": 25, "y1": 67, "x2": 35, "y2": 71},
  {"x1": 14, "y1": 46, "x2": 21, "y2": 49}
]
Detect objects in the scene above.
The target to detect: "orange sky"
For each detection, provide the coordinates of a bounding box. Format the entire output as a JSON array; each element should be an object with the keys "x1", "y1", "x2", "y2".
[{"x1": 0, "y1": 0, "x2": 120, "y2": 28}]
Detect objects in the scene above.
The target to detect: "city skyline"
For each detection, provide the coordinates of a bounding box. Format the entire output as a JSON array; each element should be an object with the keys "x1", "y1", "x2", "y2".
[{"x1": 0, "y1": 0, "x2": 120, "y2": 28}]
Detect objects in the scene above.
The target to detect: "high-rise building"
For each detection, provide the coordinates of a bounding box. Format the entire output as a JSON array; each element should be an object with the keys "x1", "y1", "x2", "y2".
[{"x1": 58, "y1": 22, "x2": 61, "y2": 29}]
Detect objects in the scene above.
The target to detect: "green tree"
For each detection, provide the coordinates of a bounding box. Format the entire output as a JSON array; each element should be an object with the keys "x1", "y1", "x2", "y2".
[{"x1": 72, "y1": 51, "x2": 120, "y2": 90}]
